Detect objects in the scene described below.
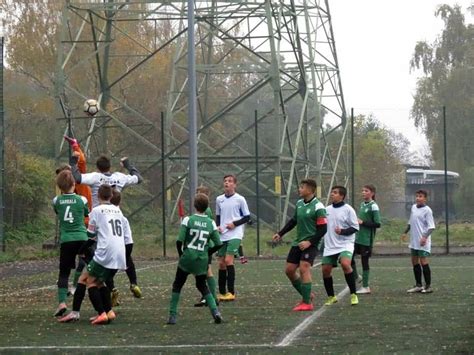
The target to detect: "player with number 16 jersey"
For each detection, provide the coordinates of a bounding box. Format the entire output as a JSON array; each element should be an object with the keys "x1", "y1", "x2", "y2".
[{"x1": 87, "y1": 203, "x2": 127, "y2": 271}]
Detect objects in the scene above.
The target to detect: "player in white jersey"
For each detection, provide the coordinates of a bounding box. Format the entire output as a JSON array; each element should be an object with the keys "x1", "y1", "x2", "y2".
[
  {"x1": 322, "y1": 186, "x2": 360, "y2": 306},
  {"x1": 215, "y1": 175, "x2": 250, "y2": 301},
  {"x1": 59, "y1": 189, "x2": 130, "y2": 324},
  {"x1": 402, "y1": 189, "x2": 435, "y2": 294},
  {"x1": 85, "y1": 184, "x2": 127, "y2": 325},
  {"x1": 70, "y1": 154, "x2": 142, "y2": 207},
  {"x1": 109, "y1": 189, "x2": 142, "y2": 299}
]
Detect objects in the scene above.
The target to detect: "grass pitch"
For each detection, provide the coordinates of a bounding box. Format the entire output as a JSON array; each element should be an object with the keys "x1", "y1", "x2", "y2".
[{"x1": 0, "y1": 256, "x2": 472, "y2": 353}]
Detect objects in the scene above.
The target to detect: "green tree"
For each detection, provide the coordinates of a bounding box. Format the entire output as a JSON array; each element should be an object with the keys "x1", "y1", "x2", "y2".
[
  {"x1": 353, "y1": 115, "x2": 408, "y2": 212},
  {"x1": 4, "y1": 140, "x2": 55, "y2": 227},
  {"x1": 410, "y1": 4, "x2": 474, "y2": 216}
]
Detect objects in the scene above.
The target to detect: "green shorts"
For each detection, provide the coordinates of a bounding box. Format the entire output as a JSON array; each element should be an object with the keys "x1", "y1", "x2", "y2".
[
  {"x1": 321, "y1": 251, "x2": 353, "y2": 267},
  {"x1": 411, "y1": 249, "x2": 431, "y2": 257},
  {"x1": 217, "y1": 239, "x2": 241, "y2": 257},
  {"x1": 87, "y1": 260, "x2": 116, "y2": 282}
]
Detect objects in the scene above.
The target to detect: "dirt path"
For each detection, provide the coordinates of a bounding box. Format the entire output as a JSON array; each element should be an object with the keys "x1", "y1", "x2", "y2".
[{"x1": 0, "y1": 259, "x2": 57, "y2": 279}]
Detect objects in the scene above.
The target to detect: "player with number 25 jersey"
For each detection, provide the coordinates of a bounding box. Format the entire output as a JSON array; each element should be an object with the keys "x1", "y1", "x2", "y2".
[{"x1": 178, "y1": 214, "x2": 222, "y2": 276}]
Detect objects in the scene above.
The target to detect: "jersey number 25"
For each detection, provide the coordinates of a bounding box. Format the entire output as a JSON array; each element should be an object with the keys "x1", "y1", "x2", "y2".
[{"x1": 188, "y1": 229, "x2": 209, "y2": 251}]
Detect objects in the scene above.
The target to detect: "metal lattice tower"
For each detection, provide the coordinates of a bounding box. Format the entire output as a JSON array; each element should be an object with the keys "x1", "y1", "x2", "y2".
[{"x1": 56, "y1": 0, "x2": 348, "y2": 228}]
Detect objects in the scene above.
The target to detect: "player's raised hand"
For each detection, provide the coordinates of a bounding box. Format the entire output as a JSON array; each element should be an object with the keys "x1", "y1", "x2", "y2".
[{"x1": 120, "y1": 157, "x2": 129, "y2": 168}]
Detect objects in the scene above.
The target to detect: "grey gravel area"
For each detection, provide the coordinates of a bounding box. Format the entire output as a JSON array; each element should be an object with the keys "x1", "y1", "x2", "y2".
[{"x1": 0, "y1": 259, "x2": 57, "y2": 279}]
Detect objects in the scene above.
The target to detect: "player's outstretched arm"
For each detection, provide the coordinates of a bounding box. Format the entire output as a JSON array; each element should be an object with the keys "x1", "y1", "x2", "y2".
[
  {"x1": 69, "y1": 153, "x2": 82, "y2": 184},
  {"x1": 120, "y1": 157, "x2": 143, "y2": 184}
]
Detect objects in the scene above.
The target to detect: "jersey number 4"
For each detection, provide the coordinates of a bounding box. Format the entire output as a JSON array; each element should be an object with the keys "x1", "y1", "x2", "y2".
[
  {"x1": 188, "y1": 229, "x2": 209, "y2": 251},
  {"x1": 63, "y1": 206, "x2": 74, "y2": 224}
]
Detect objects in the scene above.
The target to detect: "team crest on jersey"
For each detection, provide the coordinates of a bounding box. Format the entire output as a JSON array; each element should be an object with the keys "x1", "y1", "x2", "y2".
[
  {"x1": 306, "y1": 209, "x2": 310, "y2": 214},
  {"x1": 304, "y1": 253, "x2": 309, "y2": 258}
]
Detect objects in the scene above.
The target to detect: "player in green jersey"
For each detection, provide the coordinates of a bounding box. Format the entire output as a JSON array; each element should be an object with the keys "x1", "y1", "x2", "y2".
[
  {"x1": 272, "y1": 179, "x2": 327, "y2": 311},
  {"x1": 52, "y1": 170, "x2": 89, "y2": 317},
  {"x1": 167, "y1": 193, "x2": 223, "y2": 325},
  {"x1": 352, "y1": 185, "x2": 381, "y2": 294},
  {"x1": 194, "y1": 185, "x2": 219, "y2": 308}
]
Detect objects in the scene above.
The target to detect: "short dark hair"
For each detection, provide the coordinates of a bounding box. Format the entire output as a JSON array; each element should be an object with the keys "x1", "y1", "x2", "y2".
[
  {"x1": 110, "y1": 189, "x2": 121, "y2": 206},
  {"x1": 194, "y1": 193, "x2": 209, "y2": 213},
  {"x1": 96, "y1": 155, "x2": 111, "y2": 173},
  {"x1": 416, "y1": 189, "x2": 428, "y2": 198},
  {"x1": 223, "y1": 174, "x2": 237, "y2": 184},
  {"x1": 331, "y1": 185, "x2": 347, "y2": 199},
  {"x1": 363, "y1": 184, "x2": 376, "y2": 199},
  {"x1": 196, "y1": 185, "x2": 210, "y2": 197},
  {"x1": 55, "y1": 164, "x2": 71, "y2": 175},
  {"x1": 56, "y1": 170, "x2": 75, "y2": 193},
  {"x1": 301, "y1": 179, "x2": 317, "y2": 192},
  {"x1": 98, "y1": 184, "x2": 113, "y2": 201}
]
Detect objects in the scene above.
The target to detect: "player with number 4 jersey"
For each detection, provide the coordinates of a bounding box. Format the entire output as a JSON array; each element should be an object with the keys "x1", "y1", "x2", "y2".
[{"x1": 52, "y1": 170, "x2": 89, "y2": 318}]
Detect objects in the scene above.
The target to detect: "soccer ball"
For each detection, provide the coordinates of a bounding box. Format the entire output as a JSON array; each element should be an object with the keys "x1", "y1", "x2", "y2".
[{"x1": 83, "y1": 99, "x2": 99, "y2": 116}]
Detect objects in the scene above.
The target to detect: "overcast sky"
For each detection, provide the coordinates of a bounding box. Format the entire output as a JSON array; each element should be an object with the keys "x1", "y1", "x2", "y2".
[{"x1": 330, "y1": 0, "x2": 473, "y2": 156}]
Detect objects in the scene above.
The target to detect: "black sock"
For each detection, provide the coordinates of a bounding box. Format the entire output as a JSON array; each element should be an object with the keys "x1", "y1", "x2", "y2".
[
  {"x1": 72, "y1": 283, "x2": 86, "y2": 312},
  {"x1": 218, "y1": 269, "x2": 227, "y2": 294},
  {"x1": 323, "y1": 277, "x2": 334, "y2": 297},
  {"x1": 351, "y1": 258, "x2": 358, "y2": 279},
  {"x1": 413, "y1": 264, "x2": 422, "y2": 286},
  {"x1": 100, "y1": 287, "x2": 112, "y2": 312},
  {"x1": 88, "y1": 287, "x2": 104, "y2": 314},
  {"x1": 126, "y1": 262, "x2": 138, "y2": 285},
  {"x1": 422, "y1": 264, "x2": 431, "y2": 287},
  {"x1": 227, "y1": 265, "x2": 235, "y2": 294},
  {"x1": 105, "y1": 277, "x2": 115, "y2": 292},
  {"x1": 344, "y1": 271, "x2": 357, "y2": 294}
]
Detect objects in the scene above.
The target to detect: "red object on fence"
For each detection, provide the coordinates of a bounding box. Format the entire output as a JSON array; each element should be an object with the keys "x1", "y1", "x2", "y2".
[{"x1": 178, "y1": 198, "x2": 185, "y2": 220}]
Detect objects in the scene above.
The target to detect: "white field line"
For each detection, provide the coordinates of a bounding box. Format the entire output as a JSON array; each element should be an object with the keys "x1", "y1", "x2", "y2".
[
  {"x1": 276, "y1": 286, "x2": 350, "y2": 347},
  {"x1": 0, "y1": 261, "x2": 178, "y2": 298}
]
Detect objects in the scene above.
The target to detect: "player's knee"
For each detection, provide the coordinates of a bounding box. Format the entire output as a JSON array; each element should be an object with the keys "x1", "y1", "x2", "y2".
[
  {"x1": 322, "y1": 265, "x2": 332, "y2": 277},
  {"x1": 340, "y1": 260, "x2": 352, "y2": 272}
]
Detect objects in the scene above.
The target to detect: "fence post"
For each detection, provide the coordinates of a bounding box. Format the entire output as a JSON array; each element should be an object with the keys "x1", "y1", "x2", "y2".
[
  {"x1": 443, "y1": 106, "x2": 449, "y2": 254},
  {"x1": 255, "y1": 110, "x2": 260, "y2": 256},
  {"x1": 161, "y1": 112, "x2": 167, "y2": 257}
]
